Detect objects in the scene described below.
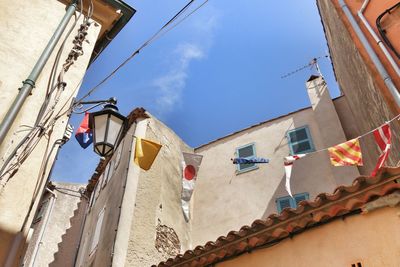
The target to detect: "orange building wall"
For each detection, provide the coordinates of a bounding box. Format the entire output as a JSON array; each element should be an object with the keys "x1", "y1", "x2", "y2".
[
  {"x1": 217, "y1": 206, "x2": 400, "y2": 267},
  {"x1": 330, "y1": 0, "x2": 400, "y2": 113},
  {"x1": 317, "y1": 0, "x2": 400, "y2": 171}
]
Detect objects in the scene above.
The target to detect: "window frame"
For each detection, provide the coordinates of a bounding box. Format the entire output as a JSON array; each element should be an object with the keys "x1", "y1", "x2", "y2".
[
  {"x1": 287, "y1": 125, "x2": 315, "y2": 155},
  {"x1": 89, "y1": 206, "x2": 105, "y2": 256},
  {"x1": 276, "y1": 192, "x2": 309, "y2": 213},
  {"x1": 235, "y1": 143, "x2": 258, "y2": 173},
  {"x1": 114, "y1": 138, "x2": 124, "y2": 171}
]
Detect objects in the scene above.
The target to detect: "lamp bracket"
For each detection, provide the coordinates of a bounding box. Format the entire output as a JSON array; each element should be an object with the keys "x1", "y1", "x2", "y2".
[{"x1": 71, "y1": 97, "x2": 117, "y2": 114}]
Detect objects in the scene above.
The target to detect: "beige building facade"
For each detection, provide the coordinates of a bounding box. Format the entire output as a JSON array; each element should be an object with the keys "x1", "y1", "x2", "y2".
[
  {"x1": 74, "y1": 75, "x2": 384, "y2": 266},
  {"x1": 22, "y1": 182, "x2": 87, "y2": 267},
  {"x1": 75, "y1": 108, "x2": 194, "y2": 266},
  {"x1": 0, "y1": 0, "x2": 134, "y2": 266},
  {"x1": 191, "y1": 75, "x2": 362, "y2": 246}
]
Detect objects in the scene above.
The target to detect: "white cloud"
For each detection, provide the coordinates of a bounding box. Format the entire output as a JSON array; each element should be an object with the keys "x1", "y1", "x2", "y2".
[
  {"x1": 152, "y1": 7, "x2": 220, "y2": 116},
  {"x1": 154, "y1": 43, "x2": 204, "y2": 114}
]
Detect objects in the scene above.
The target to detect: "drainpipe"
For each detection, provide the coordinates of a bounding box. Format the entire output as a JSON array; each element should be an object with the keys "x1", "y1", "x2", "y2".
[
  {"x1": 358, "y1": 0, "x2": 400, "y2": 77},
  {"x1": 339, "y1": 0, "x2": 400, "y2": 107},
  {"x1": 0, "y1": 0, "x2": 78, "y2": 145},
  {"x1": 27, "y1": 188, "x2": 57, "y2": 267}
]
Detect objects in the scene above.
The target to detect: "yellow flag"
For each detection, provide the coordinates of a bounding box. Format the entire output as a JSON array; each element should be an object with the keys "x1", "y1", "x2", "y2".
[
  {"x1": 328, "y1": 138, "x2": 363, "y2": 166},
  {"x1": 134, "y1": 137, "x2": 162, "y2": 170}
]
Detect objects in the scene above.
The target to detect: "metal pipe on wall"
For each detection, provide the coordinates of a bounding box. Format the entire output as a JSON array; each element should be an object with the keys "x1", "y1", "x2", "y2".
[
  {"x1": 358, "y1": 0, "x2": 400, "y2": 77},
  {"x1": 0, "y1": 0, "x2": 78, "y2": 145},
  {"x1": 339, "y1": 0, "x2": 400, "y2": 107}
]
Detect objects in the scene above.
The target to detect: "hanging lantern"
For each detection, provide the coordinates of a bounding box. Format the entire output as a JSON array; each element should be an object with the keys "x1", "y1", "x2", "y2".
[{"x1": 89, "y1": 104, "x2": 127, "y2": 157}]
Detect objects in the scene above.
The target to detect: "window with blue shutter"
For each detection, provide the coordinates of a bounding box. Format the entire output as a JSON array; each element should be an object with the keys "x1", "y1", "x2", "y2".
[
  {"x1": 287, "y1": 126, "x2": 315, "y2": 154},
  {"x1": 276, "y1": 192, "x2": 309, "y2": 213},
  {"x1": 235, "y1": 143, "x2": 258, "y2": 173}
]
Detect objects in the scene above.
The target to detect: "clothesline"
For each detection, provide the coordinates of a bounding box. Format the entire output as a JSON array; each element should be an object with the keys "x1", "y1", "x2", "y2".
[{"x1": 303, "y1": 113, "x2": 400, "y2": 156}]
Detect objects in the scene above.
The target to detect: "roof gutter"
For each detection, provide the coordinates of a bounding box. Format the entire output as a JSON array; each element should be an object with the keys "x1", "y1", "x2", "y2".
[
  {"x1": 90, "y1": 0, "x2": 136, "y2": 64},
  {"x1": 357, "y1": 0, "x2": 400, "y2": 77},
  {"x1": 338, "y1": 0, "x2": 400, "y2": 107}
]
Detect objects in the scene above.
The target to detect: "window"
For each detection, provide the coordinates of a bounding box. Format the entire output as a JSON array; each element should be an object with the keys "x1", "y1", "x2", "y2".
[
  {"x1": 287, "y1": 126, "x2": 315, "y2": 154},
  {"x1": 104, "y1": 159, "x2": 115, "y2": 187},
  {"x1": 276, "y1": 192, "x2": 309, "y2": 213},
  {"x1": 114, "y1": 139, "x2": 124, "y2": 171},
  {"x1": 33, "y1": 199, "x2": 49, "y2": 224},
  {"x1": 89, "y1": 207, "x2": 105, "y2": 255},
  {"x1": 235, "y1": 143, "x2": 258, "y2": 173}
]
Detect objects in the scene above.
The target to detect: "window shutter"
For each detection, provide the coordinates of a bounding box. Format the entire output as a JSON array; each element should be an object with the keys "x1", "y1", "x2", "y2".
[
  {"x1": 287, "y1": 126, "x2": 315, "y2": 154},
  {"x1": 276, "y1": 193, "x2": 310, "y2": 213},
  {"x1": 236, "y1": 143, "x2": 256, "y2": 172},
  {"x1": 279, "y1": 198, "x2": 291, "y2": 210},
  {"x1": 90, "y1": 207, "x2": 105, "y2": 255},
  {"x1": 294, "y1": 193, "x2": 309, "y2": 206}
]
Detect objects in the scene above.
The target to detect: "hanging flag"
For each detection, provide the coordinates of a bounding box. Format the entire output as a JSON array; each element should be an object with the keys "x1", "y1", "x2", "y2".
[
  {"x1": 371, "y1": 124, "x2": 391, "y2": 176},
  {"x1": 232, "y1": 157, "x2": 269, "y2": 164},
  {"x1": 284, "y1": 154, "x2": 306, "y2": 197},
  {"x1": 181, "y1": 152, "x2": 203, "y2": 222},
  {"x1": 75, "y1": 112, "x2": 93, "y2": 149},
  {"x1": 134, "y1": 137, "x2": 162, "y2": 170},
  {"x1": 328, "y1": 138, "x2": 363, "y2": 166}
]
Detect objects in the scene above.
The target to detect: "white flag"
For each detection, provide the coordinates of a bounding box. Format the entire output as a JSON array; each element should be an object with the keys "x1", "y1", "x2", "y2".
[
  {"x1": 181, "y1": 152, "x2": 203, "y2": 221},
  {"x1": 284, "y1": 154, "x2": 306, "y2": 197}
]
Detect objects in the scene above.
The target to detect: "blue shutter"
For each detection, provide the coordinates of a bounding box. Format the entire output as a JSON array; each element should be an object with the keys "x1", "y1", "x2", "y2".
[
  {"x1": 276, "y1": 196, "x2": 293, "y2": 213},
  {"x1": 235, "y1": 143, "x2": 258, "y2": 173},
  {"x1": 287, "y1": 126, "x2": 315, "y2": 155},
  {"x1": 294, "y1": 192, "x2": 309, "y2": 206},
  {"x1": 276, "y1": 192, "x2": 310, "y2": 213}
]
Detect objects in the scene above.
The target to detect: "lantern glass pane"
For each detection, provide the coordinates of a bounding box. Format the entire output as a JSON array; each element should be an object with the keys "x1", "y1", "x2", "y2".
[
  {"x1": 95, "y1": 145, "x2": 103, "y2": 156},
  {"x1": 106, "y1": 116, "x2": 124, "y2": 146},
  {"x1": 103, "y1": 145, "x2": 113, "y2": 156},
  {"x1": 94, "y1": 114, "x2": 108, "y2": 143}
]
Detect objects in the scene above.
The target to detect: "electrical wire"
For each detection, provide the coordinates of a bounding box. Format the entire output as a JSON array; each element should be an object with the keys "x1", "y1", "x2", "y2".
[
  {"x1": 74, "y1": 0, "x2": 210, "y2": 104},
  {"x1": 0, "y1": 0, "x2": 87, "y2": 180},
  {"x1": 296, "y1": 113, "x2": 400, "y2": 157}
]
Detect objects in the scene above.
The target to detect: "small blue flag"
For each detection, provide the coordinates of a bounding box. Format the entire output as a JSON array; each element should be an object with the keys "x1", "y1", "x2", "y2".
[
  {"x1": 75, "y1": 113, "x2": 93, "y2": 149},
  {"x1": 232, "y1": 157, "x2": 269, "y2": 164}
]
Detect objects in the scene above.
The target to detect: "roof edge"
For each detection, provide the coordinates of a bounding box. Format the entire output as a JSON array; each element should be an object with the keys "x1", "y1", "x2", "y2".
[{"x1": 89, "y1": 0, "x2": 136, "y2": 64}]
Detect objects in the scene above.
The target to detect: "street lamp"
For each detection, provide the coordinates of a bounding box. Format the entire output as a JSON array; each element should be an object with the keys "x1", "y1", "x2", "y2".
[{"x1": 89, "y1": 103, "x2": 127, "y2": 157}]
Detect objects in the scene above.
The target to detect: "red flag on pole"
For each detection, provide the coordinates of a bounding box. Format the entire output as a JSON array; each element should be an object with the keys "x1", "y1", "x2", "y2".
[{"x1": 371, "y1": 124, "x2": 391, "y2": 176}]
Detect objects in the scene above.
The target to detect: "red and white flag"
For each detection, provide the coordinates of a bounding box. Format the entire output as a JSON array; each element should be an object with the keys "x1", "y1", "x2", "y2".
[
  {"x1": 371, "y1": 124, "x2": 391, "y2": 176},
  {"x1": 181, "y1": 152, "x2": 203, "y2": 221},
  {"x1": 284, "y1": 154, "x2": 306, "y2": 197}
]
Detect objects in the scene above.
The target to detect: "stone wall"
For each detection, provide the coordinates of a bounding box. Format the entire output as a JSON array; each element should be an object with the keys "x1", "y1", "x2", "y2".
[{"x1": 317, "y1": 0, "x2": 400, "y2": 172}]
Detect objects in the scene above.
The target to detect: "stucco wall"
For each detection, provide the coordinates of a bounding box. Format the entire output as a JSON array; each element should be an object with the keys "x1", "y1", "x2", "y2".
[
  {"x1": 75, "y1": 124, "x2": 136, "y2": 267},
  {"x1": 191, "y1": 80, "x2": 359, "y2": 246},
  {"x1": 317, "y1": 0, "x2": 400, "y2": 171},
  {"x1": 217, "y1": 206, "x2": 400, "y2": 267},
  {"x1": 124, "y1": 116, "x2": 193, "y2": 266},
  {"x1": 0, "y1": 1, "x2": 101, "y2": 265},
  {"x1": 77, "y1": 115, "x2": 196, "y2": 266},
  {"x1": 22, "y1": 182, "x2": 87, "y2": 267}
]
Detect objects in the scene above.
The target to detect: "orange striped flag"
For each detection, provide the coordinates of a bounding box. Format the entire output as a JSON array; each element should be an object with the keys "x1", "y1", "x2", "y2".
[{"x1": 328, "y1": 138, "x2": 363, "y2": 166}]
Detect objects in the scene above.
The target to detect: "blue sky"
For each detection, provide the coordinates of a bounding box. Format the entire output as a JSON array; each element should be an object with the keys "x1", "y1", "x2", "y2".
[{"x1": 52, "y1": 0, "x2": 340, "y2": 183}]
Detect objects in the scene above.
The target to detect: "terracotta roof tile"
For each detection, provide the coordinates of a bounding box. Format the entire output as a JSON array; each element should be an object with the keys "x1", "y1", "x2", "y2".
[{"x1": 155, "y1": 167, "x2": 400, "y2": 267}]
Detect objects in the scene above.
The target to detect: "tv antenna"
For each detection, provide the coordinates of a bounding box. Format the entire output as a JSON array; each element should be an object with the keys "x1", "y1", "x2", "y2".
[{"x1": 280, "y1": 55, "x2": 329, "y2": 79}]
